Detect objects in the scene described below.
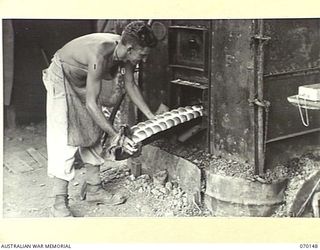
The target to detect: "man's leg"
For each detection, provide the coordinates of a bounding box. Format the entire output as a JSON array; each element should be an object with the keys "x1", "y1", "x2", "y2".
[
  {"x1": 79, "y1": 143, "x2": 126, "y2": 205},
  {"x1": 50, "y1": 177, "x2": 72, "y2": 217},
  {"x1": 43, "y1": 66, "x2": 77, "y2": 217}
]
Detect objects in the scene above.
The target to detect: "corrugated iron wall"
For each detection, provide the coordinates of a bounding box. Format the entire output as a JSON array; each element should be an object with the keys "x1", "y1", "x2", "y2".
[{"x1": 263, "y1": 19, "x2": 320, "y2": 168}]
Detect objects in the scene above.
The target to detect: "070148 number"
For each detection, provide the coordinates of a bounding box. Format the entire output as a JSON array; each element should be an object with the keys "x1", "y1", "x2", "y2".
[{"x1": 300, "y1": 244, "x2": 319, "y2": 248}]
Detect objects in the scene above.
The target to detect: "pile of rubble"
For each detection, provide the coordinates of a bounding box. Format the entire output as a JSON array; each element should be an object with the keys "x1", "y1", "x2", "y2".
[
  {"x1": 100, "y1": 164, "x2": 211, "y2": 217},
  {"x1": 152, "y1": 139, "x2": 291, "y2": 183},
  {"x1": 273, "y1": 153, "x2": 320, "y2": 217}
]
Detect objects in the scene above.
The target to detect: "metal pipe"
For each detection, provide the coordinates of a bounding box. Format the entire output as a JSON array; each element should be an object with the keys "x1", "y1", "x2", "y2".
[
  {"x1": 208, "y1": 21, "x2": 214, "y2": 154},
  {"x1": 264, "y1": 67, "x2": 320, "y2": 78},
  {"x1": 256, "y1": 19, "x2": 266, "y2": 175},
  {"x1": 266, "y1": 128, "x2": 320, "y2": 144}
]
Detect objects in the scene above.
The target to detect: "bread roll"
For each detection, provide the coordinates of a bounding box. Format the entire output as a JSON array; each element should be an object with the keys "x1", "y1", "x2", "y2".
[
  {"x1": 192, "y1": 105, "x2": 202, "y2": 111},
  {"x1": 130, "y1": 105, "x2": 204, "y2": 143},
  {"x1": 131, "y1": 125, "x2": 140, "y2": 133},
  {"x1": 165, "y1": 118, "x2": 175, "y2": 128},
  {"x1": 151, "y1": 124, "x2": 162, "y2": 133},
  {"x1": 145, "y1": 120, "x2": 154, "y2": 125},
  {"x1": 131, "y1": 134, "x2": 141, "y2": 143},
  {"x1": 158, "y1": 121, "x2": 167, "y2": 130},
  {"x1": 136, "y1": 130, "x2": 148, "y2": 141},
  {"x1": 163, "y1": 113, "x2": 173, "y2": 119},
  {"x1": 171, "y1": 110, "x2": 180, "y2": 115},
  {"x1": 172, "y1": 116, "x2": 181, "y2": 125},
  {"x1": 144, "y1": 127, "x2": 154, "y2": 137},
  {"x1": 191, "y1": 110, "x2": 201, "y2": 118},
  {"x1": 156, "y1": 115, "x2": 165, "y2": 120},
  {"x1": 179, "y1": 114, "x2": 188, "y2": 122},
  {"x1": 177, "y1": 107, "x2": 188, "y2": 113},
  {"x1": 186, "y1": 112, "x2": 195, "y2": 120},
  {"x1": 137, "y1": 122, "x2": 148, "y2": 129}
]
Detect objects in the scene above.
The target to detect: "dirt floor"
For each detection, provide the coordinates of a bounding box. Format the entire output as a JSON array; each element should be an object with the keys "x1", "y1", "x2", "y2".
[
  {"x1": 3, "y1": 121, "x2": 320, "y2": 218},
  {"x1": 2, "y1": 121, "x2": 210, "y2": 218}
]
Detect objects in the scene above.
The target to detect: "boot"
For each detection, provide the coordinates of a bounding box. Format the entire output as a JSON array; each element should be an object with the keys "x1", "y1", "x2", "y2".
[
  {"x1": 50, "y1": 195, "x2": 73, "y2": 217},
  {"x1": 80, "y1": 182, "x2": 126, "y2": 205},
  {"x1": 80, "y1": 164, "x2": 126, "y2": 205},
  {"x1": 50, "y1": 177, "x2": 73, "y2": 217}
]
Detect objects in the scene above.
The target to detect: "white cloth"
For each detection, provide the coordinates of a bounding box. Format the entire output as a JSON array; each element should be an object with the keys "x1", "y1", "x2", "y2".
[{"x1": 42, "y1": 54, "x2": 105, "y2": 181}]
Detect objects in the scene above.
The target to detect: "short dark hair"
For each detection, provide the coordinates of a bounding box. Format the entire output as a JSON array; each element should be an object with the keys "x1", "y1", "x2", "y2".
[{"x1": 121, "y1": 21, "x2": 157, "y2": 48}]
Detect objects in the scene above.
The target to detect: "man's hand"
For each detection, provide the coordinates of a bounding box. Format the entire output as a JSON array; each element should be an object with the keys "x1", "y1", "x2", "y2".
[{"x1": 122, "y1": 136, "x2": 139, "y2": 155}]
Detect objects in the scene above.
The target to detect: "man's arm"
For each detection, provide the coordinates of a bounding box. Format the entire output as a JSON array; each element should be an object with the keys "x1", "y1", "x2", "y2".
[
  {"x1": 86, "y1": 55, "x2": 137, "y2": 155},
  {"x1": 124, "y1": 63, "x2": 155, "y2": 120},
  {"x1": 86, "y1": 55, "x2": 118, "y2": 137}
]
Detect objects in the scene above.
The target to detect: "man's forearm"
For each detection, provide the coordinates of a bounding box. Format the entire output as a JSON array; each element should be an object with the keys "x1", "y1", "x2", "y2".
[{"x1": 86, "y1": 102, "x2": 118, "y2": 137}]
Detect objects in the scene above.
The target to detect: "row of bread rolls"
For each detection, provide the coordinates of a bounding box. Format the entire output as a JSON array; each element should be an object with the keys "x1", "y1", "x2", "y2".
[{"x1": 131, "y1": 105, "x2": 203, "y2": 143}]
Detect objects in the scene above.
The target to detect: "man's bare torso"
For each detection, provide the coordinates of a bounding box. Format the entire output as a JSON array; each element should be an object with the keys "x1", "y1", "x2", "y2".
[{"x1": 58, "y1": 33, "x2": 121, "y2": 88}]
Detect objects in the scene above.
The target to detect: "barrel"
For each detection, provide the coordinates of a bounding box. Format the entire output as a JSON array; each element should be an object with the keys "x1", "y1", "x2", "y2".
[{"x1": 204, "y1": 173, "x2": 288, "y2": 217}]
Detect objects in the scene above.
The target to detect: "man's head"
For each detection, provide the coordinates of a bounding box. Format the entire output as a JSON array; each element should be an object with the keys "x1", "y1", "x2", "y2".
[{"x1": 121, "y1": 21, "x2": 157, "y2": 64}]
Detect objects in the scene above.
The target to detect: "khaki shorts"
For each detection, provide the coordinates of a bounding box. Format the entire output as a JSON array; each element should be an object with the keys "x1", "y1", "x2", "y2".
[{"x1": 42, "y1": 56, "x2": 105, "y2": 181}]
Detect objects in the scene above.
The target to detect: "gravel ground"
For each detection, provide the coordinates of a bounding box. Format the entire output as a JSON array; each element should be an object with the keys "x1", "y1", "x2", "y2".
[
  {"x1": 100, "y1": 164, "x2": 211, "y2": 217},
  {"x1": 152, "y1": 138, "x2": 320, "y2": 217},
  {"x1": 153, "y1": 139, "x2": 297, "y2": 183},
  {"x1": 3, "y1": 122, "x2": 211, "y2": 218},
  {"x1": 4, "y1": 122, "x2": 319, "y2": 218}
]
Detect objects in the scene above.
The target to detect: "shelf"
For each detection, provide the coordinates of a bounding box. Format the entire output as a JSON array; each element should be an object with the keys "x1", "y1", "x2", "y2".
[
  {"x1": 169, "y1": 64, "x2": 205, "y2": 72},
  {"x1": 170, "y1": 79, "x2": 208, "y2": 90},
  {"x1": 287, "y1": 95, "x2": 320, "y2": 110},
  {"x1": 169, "y1": 25, "x2": 208, "y2": 31}
]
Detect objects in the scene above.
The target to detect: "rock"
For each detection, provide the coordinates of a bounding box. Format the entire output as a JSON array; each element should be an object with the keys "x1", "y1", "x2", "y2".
[
  {"x1": 182, "y1": 197, "x2": 188, "y2": 204},
  {"x1": 39, "y1": 183, "x2": 45, "y2": 187},
  {"x1": 165, "y1": 182, "x2": 173, "y2": 190},
  {"x1": 151, "y1": 189, "x2": 160, "y2": 196},
  {"x1": 193, "y1": 159, "x2": 200, "y2": 164},
  {"x1": 164, "y1": 211, "x2": 174, "y2": 217},
  {"x1": 176, "y1": 201, "x2": 183, "y2": 209},
  {"x1": 176, "y1": 192, "x2": 183, "y2": 198},
  {"x1": 138, "y1": 188, "x2": 144, "y2": 193},
  {"x1": 18, "y1": 137, "x2": 24, "y2": 142},
  {"x1": 153, "y1": 170, "x2": 168, "y2": 186},
  {"x1": 172, "y1": 189, "x2": 178, "y2": 196},
  {"x1": 125, "y1": 171, "x2": 130, "y2": 176},
  {"x1": 5, "y1": 137, "x2": 12, "y2": 141},
  {"x1": 73, "y1": 182, "x2": 79, "y2": 186},
  {"x1": 159, "y1": 187, "x2": 169, "y2": 195},
  {"x1": 128, "y1": 175, "x2": 136, "y2": 181},
  {"x1": 138, "y1": 174, "x2": 151, "y2": 180},
  {"x1": 172, "y1": 182, "x2": 179, "y2": 188}
]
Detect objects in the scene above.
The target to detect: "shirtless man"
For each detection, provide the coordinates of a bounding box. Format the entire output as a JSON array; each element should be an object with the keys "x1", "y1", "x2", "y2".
[{"x1": 42, "y1": 21, "x2": 157, "y2": 217}]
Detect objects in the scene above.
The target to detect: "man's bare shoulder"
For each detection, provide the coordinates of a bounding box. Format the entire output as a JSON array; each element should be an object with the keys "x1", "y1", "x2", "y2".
[
  {"x1": 74, "y1": 33, "x2": 120, "y2": 45},
  {"x1": 59, "y1": 33, "x2": 121, "y2": 63}
]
